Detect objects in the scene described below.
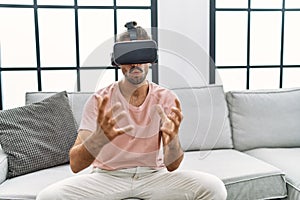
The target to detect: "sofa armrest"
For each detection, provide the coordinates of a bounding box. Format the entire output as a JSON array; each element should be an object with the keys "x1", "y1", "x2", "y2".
[{"x1": 0, "y1": 147, "x2": 8, "y2": 184}]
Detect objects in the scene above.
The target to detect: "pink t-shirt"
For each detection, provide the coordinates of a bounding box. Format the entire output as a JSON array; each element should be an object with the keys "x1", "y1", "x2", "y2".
[{"x1": 79, "y1": 82, "x2": 178, "y2": 170}]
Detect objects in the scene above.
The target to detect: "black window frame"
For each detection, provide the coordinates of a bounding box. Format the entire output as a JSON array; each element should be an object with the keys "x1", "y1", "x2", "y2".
[
  {"x1": 210, "y1": 0, "x2": 300, "y2": 89},
  {"x1": 0, "y1": 0, "x2": 158, "y2": 110}
]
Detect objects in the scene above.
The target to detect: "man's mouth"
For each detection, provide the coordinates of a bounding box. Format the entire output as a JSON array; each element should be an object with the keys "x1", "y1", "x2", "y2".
[{"x1": 129, "y1": 66, "x2": 143, "y2": 73}]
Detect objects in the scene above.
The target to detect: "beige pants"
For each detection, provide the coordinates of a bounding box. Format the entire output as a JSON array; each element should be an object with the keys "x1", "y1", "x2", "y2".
[{"x1": 37, "y1": 167, "x2": 227, "y2": 200}]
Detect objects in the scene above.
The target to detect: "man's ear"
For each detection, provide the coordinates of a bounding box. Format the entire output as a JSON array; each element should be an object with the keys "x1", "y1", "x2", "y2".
[{"x1": 120, "y1": 66, "x2": 126, "y2": 74}]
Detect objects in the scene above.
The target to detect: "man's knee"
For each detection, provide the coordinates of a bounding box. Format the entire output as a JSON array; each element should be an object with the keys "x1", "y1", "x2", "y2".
[
  {"x1": 197, "y1": 173, "x2": 227, "y2": 200},
  {"x1": 36, "y1": 185, "x2": 63, "y2": 200},
  {"x1": 210, "y1": 179, "x2": 227, "y2": 200}
]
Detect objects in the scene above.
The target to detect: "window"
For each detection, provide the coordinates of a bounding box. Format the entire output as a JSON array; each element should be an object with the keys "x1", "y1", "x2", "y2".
[
  {"x1": 0, "y1": 0, "x2": 157, "y2": 109},
  {"x1": 211, "y1": 0, "x2": 300, "y2": 91}
]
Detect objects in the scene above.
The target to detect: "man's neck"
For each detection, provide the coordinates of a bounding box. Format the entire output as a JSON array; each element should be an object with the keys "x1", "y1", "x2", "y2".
[{"x1": 119, "y1": 79, "x2": 149, "y2": 106}]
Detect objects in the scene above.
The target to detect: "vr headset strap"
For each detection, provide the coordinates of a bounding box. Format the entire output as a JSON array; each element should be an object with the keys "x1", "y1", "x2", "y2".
[{"x1": 125, "y1": 21, "x2": 137, "y2": 40}]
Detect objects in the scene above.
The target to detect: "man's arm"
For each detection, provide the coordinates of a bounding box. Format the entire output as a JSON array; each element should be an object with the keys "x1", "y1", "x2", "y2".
[
  {"x1": 69, "y1": 95, "x2": 133, "y2": 173},
  {"x1": 69, "y1": 129, "x2": 108, "y2": 173},
  {"x1": 162, "y1": 133, "x2": 184, "y2": 172},
  {"x1": 157, "y1": 99, "x2": 184, "y2": 172}
]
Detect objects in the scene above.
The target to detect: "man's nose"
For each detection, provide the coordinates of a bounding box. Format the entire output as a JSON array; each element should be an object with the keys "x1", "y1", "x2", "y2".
[{"x1": 131, "y1": 64, "x2": 141, "y2": 67}]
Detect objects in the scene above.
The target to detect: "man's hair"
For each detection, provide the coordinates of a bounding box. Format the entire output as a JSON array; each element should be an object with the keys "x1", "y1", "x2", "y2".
[{"x1": 117, "y1": 22, "x2": 150, "y2": 42}]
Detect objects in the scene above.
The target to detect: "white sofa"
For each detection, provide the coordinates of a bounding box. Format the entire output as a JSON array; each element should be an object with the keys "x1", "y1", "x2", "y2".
[{"x1": 0, "y1": 85, "x2": 299, "y2": 200}]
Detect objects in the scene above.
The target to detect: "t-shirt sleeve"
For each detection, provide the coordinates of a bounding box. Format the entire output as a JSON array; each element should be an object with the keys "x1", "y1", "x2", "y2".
[{"x1": 78, "y1": 94, "x2": 98, "y2": 132}]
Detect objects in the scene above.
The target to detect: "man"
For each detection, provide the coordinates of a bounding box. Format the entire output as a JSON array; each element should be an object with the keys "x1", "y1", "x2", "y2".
[{"x1": 37, "y1": 22, "x2": 227, "y2": 200}]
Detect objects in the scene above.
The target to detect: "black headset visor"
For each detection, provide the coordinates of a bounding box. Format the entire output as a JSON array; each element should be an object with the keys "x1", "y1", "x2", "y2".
[{"x1": 112, "y1": 40, "x2": 158, "y2": 66}]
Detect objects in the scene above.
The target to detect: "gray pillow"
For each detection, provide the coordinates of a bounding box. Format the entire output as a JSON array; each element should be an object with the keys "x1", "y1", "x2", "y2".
[
  {"x1": 25, "y1": 92, "x2": 93, "y2": 127},
  {"x1": 0, "y1": 91, "x2": 77, "y2": 178},
  {"x1": 226, "y1": 87, "x2": 300, "y2": 151}
]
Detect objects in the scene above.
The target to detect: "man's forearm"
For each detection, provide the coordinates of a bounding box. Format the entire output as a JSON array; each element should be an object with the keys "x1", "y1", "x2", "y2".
[
  {"x1": 82, "y1": 128, "x2": 109, "y2": 156},
  {"x1": 163, "y1": 135, "x2": 184, "y2": 171},
  {"x1": 70, "y1": 129, "x2": 108, "y2": 173}
]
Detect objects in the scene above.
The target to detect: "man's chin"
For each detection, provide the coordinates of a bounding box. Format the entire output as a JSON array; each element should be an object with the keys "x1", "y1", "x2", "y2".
[
  {"x1": 127, "y1": 77, "x2": 146, "y2": 85},
  {"x1": 124, "y1": 73, "x2": 145, "y2": 84}
]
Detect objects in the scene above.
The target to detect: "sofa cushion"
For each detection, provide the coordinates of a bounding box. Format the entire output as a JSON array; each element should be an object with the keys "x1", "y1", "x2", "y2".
[
  {"x1": 26, "y1": 92, "x2": 93, "y2": 127},
  {"x1": 0, "y1": 148, "x2": 8, "y2": 184},
  {"x1": 172, "y1": 85, "x2": 233, "y2": 151},
  {"x1": 0, "y1": 164, "x2": 91, "y2": 200},
  {"x1": 246, "y1": 148, "x2": 300, "y2": 200},
  {"x1": 226, "y1": 87, "x2": 300, "y2": 151},
  {"x1": 179, "y1": 149, "x2": 287, "y2": 200},
  {"x1": 0, "y1": 91, "x2": 78, "y2": 178}
]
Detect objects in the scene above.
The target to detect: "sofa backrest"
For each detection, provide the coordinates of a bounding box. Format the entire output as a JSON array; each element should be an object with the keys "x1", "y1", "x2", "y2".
[
  {"x1": 226, "y1": 87, "x2": 300, "y2": 151},
  {"x1": 26, "y1": 86, "x2": 234, "y2": 152},
  {"x1": 171, "y1": 85, "x2": 233, "y2": 151},
  {"x1": 26, "y1": 92, "x2": 93, "y2": 127}
]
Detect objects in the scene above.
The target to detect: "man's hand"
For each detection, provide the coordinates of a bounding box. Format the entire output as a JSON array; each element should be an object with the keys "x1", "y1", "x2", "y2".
[
  {"x1": 157, "y1": 99, "x2": 183, "y2": 145},
  {"x1": 157, "y1": 99, "x2": 184, "y2": 171},
  {"x1": 96, "y1": 95, "x2": 133, "y2": 142}
]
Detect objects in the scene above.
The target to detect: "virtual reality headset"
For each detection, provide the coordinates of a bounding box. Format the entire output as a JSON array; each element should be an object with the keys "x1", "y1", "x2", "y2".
[{"x1": 111, "y1": 40, "x2": 158, "y2": 66}]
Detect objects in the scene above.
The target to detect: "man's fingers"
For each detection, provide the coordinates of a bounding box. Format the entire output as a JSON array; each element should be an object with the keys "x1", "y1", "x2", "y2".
[
  {"x1": 175, "y1": 98, "x2": 181, "y2": 111},
  {"x1": 106, "y1": 110, "x2": 127, "y2": 128},
  {"x1": 156, "y1": 105, "x2": 168, "y2": 122},
  {"x1": 168, "y1": 114, "x2": 180, "y2": 130},
  {"x1": 104, "y1": 102, "x2": 121, "y2": 121},
  {"x1": 113, "y1": 111, "x2": 127, "y2": 122},
  {"x1": 111, "y1": 102, "x2": 121, "y2": 113},
  {"x1": 115, "y1": 125, "x2": 134, "y2": 135},
  {"x1": 160, "y1": 126, "x2": 172, "y2": 135},
  {"x1": 171, "y1": 107, "x2": 183, "y2": 122},
  {"x1": 97, "y1": 95, "x2": 109, "y2": 123},
  {"x1": 96, "y1": 95, "x2": 104, "y2": 123}
]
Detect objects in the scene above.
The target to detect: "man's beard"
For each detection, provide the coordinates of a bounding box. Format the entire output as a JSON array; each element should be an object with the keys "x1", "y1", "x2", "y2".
[{"x1": 125, "y1": 66, "x2": 148, "y2": 85}]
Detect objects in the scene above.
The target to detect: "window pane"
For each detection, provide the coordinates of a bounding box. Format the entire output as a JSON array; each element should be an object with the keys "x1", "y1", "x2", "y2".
[
  {"x1": 216, "y1": 68, "x2": 247, "y2": 91},
  {"x1": 285, "y1": 0, "x2": 300, "y2": 8},
  {"x1": 117, "y1": 9, "x2": 151, "y2": 35},
  {"x1": 283, "y1": 12, "x2": 300, "y2": 65},
  {"x1": 216, "y1": 11, "x2": 248, "y2": 66},
  {"x1": 0, "y1": 0, "x2": 32, "y2": 4},
  {"x1": 38, "y1": 9, "x2": 76, "y2": 67},
  {"x1": 282, "y1": 68, "x2": 300, "y2": 88},
  {"x1": 2, "y1": 71, "x2": 37, "y2": 109},
  {"x1": 77, "y1": 0, "x2": 113, "y2": 6},
  {"x1": 216, "y1": 0, "x2": 248, "y2": 8},
  {"x1": 78, "y1": 9, "x2": 114, "y2": 66},
  {"x1": 117, "y1": 0, "x2": 150, "y2": 6},
  {"x1": 251, "y1": 0, "x2": 282, "y2": 9},
  {"x1": 37, "y1": 0, "x2": 74, "y2": 5},
  {"x1": 41, "y1": 70, "x2": 77, "y2": 92},
  {"x1": 80, "y1": 69, "x2": 115, "y2": 92},
  {"x1": 250, "y1": 12, "x2": 282, "y2": 65},
  {"x1": 0, "y1": 8, "x2": 36, "y2": 67},
  {"x1": 249, "y1": 68, "x2": 280, "y2": 89},
  {"x1": 98, "y1": 69, "x2": 116, "y2": 90}
]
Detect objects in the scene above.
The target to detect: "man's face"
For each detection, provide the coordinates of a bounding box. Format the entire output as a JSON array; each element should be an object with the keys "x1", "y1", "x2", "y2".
[{"x1": 121, "y1": 63, "x2": 150, "y2": 85}]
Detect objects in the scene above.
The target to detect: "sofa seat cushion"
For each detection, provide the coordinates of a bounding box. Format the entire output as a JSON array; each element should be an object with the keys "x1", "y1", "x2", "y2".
[
  {"x1": 246, "y1": 148, "x2": 300, "y2": 200},
  {"x1": 178, "y1": 149, "x2": 287, "y2": 200},
  {"x1": 0, "y1": 164, "x2": 91, "y2": 200}
]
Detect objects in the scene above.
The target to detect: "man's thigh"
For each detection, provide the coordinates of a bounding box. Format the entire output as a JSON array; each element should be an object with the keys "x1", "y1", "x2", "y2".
[
  {"x1": 37, "y1": 172, "x2": 132, "y2": 200},
  {"x1": 133, "y1": 170, "x2": 227, "y2": 200}
]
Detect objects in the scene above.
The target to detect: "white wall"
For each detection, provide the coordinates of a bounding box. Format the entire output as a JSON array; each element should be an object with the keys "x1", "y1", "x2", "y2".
[{"x1": 158, "y1": 0, "x2": 210, "y2": 88}]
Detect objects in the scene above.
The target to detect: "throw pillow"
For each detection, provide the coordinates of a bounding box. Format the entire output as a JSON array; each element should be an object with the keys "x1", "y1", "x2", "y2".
[{"x1": 0, "y1": 91, "x2": 78, "y2": 178}]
